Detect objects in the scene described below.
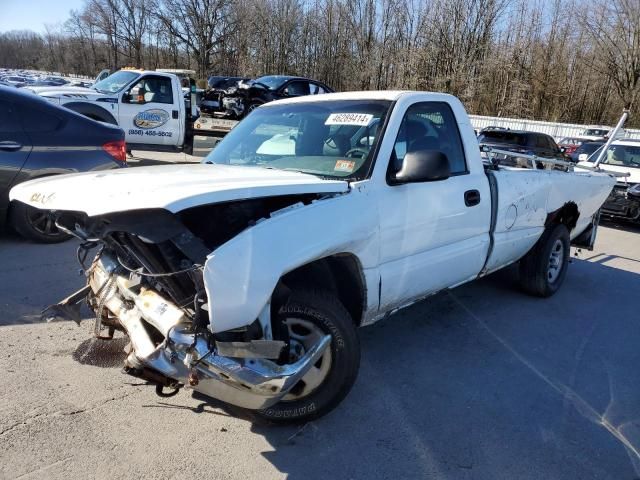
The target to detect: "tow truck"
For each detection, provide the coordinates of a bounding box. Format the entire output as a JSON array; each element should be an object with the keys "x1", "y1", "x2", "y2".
[{"x1": 30, "y1": 69, "x2": 206, "y2": 155}]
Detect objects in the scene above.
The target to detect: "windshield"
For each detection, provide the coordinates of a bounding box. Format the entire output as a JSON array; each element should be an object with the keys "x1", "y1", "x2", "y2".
[
  {"x1": 478, "y1": 131, "x2": 528, "y2": 146},
  {"x1": 210, "y1": 77, "x2": 244, "y2": 89},
  {"x1": 576, "y1": 142, "x2": 604, "y2": 156},
  {"x1": 587, "y1": 144, "x2": 640, "y2": 168},
  {"x1": 204, "y1": 100, "x2": 391, "y2": 180},
  {"x1": 583, "y1": 128, "x2": 608, "y2": 137},
  {"x1": 253, "y1": 76, "x2": 290, "y2": 90},
  {"x1": 92, "y1": 71, "x2": 139, "y2": 93}
]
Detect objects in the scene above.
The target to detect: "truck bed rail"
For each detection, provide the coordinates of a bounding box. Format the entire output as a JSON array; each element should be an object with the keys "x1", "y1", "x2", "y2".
[{"x1": 481, "y1": 146, "x2": 630, "y2": 178}]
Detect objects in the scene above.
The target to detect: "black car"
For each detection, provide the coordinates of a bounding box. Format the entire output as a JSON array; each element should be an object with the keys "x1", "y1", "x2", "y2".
[
  {"x1": 570, "y1": 141, "x2": 605, "y2": 162},
  {"x1": 0, "y1": 86, "x2": 126, "y2": 242},
  {"x1": 206, "y1": 76, "x2": 250, "y2": 90},
  {"x1": 478, "y1": 129, "x2": 567, "y2": 166},
  {"x1": 202, "y1": 75, "x2": 333, "y2": 119}
]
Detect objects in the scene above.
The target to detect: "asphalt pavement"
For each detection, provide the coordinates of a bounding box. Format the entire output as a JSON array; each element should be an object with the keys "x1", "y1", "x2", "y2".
[{"x1": 1, "y1": 221, "x2": 639, "y2": 479}]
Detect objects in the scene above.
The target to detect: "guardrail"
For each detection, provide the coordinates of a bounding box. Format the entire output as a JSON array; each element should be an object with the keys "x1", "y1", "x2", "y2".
[{"x1": 469, "y1": 114, "x2": 640, "y2": 140}]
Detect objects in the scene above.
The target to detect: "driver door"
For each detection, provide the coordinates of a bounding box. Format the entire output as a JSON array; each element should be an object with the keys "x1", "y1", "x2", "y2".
[
  {"x1": 377, "y1": 101, "x2": 491, "y2": 310},
  {"x1": 118, "y1": 75, "x2": 182, "y2": 148}
]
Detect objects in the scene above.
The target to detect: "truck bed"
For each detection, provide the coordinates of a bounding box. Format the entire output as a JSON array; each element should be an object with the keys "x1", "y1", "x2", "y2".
[{"x1": 482, "y1": 166, "x2": 615, "y2": 274}]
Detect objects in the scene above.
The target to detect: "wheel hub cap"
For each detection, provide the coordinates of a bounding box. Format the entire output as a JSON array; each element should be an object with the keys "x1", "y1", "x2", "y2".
[
  {"x1": 547, "y1": 239, "x2": 565, "y2": 283},
  {"x1": 281, "y1": 317, "x2": 332, "y2": 401}
]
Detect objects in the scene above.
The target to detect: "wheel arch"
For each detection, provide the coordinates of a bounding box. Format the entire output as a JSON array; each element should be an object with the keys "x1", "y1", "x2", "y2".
[
  {"x1": 545, "y1": 201, "x2": 580, "y2": 233},
  {"x1": 280, "y1": 253, "x2": 367, "y2": 327}
]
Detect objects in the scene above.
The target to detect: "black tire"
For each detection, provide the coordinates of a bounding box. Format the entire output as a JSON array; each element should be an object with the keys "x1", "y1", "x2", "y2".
[
  {"x1": 9, "y1": 201, "x2": 71, "y2": 243},
  {"x1": 519, "y1": 223, "x2": 570, "y2": 297},
  {"x1": 256, "y1": 290, "x2": 360, "y2": 423}
]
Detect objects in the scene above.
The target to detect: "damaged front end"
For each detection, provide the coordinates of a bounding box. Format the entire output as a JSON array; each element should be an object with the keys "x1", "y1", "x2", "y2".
[
  {"x1": 40, "y1": 197, "x2": 331, "y2": 410},
  {"x1": 87, "y1": 253, "x2": 329, "y2": 409},
  {"x1": 200, "y1": 79, "x2": 252, "y2": 120},
  {"x1": 602, "y1": 183, "x2": 640, "y2": 222}
]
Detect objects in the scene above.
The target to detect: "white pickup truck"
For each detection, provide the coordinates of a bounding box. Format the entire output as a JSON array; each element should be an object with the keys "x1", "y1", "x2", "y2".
[
  {"x1": 30, "y1": 69, "x2": 201, "y2": 154},
  {"x1": 10, "y1": 91, "x2": 616, "y2": 423}
]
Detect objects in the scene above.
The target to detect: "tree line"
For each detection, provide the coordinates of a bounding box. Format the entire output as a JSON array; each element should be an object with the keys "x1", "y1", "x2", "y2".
[{"x1": 1, "y1": 0, "x2": 639, "y2": 127}]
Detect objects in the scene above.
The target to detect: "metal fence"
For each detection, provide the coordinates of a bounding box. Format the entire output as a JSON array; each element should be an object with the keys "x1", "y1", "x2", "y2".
[{"x1": 469, "y1": 114, "x2": 640, "y2": 140}]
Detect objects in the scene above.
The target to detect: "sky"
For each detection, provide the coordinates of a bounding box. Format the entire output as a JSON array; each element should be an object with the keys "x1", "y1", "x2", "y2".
[{"x1": 0, "y1": 0, "x2": 85, "y2": 33}]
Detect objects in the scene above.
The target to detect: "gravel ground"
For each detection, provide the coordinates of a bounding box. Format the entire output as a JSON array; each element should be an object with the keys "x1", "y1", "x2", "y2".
[{"x1": 1, "y1": 221, "x2": 639, "y2": 479}]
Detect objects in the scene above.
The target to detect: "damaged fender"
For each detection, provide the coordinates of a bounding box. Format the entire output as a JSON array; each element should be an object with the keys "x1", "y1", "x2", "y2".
[{"x1": 203, "y1": 184, "x2": 379, "y2": 333}]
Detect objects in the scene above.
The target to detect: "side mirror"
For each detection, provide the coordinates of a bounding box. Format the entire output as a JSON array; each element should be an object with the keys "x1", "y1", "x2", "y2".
[
  {"x1": 559, "y1": 146, "x2": 566, "y2": 153},
  {"x1": 391, "y1": 150, "x2": 451, "y2": 184}
]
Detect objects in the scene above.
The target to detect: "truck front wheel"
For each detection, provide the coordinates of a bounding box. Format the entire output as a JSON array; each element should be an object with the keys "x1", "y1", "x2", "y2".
[
  {"x1": 256, "y1": 289, "x2": 360, "y2": 423},
  {"x1": 519, "y1": 223, "x2": 570, "y2": 297}
]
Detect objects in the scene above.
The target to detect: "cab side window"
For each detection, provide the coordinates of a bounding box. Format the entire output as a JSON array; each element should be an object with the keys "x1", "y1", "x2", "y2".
[
  {"x1": 284, "y1": 81, "x2": 310, "y2": 97},
  {"x1": 390, "y1": 102, "x2": 467, "y2": 175},
  {"x1": 126, "y1": 76, "x2": 174, "y2": 104}
]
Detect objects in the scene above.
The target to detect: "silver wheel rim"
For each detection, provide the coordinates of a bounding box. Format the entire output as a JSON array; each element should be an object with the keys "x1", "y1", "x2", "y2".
[
  {"x1": 281, "y1": 317, "x2": 332, "y2": 402},
  {"x1": 547, "y1": 239, "x2": 565, "y2": 283}
]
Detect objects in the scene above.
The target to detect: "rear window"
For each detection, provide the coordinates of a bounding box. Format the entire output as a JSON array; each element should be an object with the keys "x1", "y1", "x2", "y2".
[
  {"x1": 478, "y1": 131, "x2": 528, "y2": 146},
  {"x1": 584, "y1": 129, "x2": 608, "y2": 136}
]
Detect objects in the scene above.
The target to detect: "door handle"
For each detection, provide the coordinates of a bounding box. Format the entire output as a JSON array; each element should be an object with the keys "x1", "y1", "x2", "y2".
[
  {"x1": 464, "y1": 189, "x2": 481, "y2": 207},
  {"x1": 172, "y1": 110, "x2": 179, "y2": 119},
  {"x1": 0, "y1": 141, "x2": 22, "y2": 152}
]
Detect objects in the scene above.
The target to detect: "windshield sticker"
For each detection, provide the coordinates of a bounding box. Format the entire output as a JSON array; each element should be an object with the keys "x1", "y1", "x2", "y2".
[
  {"x1": 134, "y1": 109, "x2": 169, "y2": 129},
  {"x1": 325, "y1": 113, "x2": 374, "y2": 126},
  {"x1": 335, "y1": 160, "x2": 356, "y2": 173}
]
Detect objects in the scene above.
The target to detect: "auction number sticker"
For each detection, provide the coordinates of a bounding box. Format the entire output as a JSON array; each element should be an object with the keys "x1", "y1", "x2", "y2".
[{"x1": 325, "y1": 113, "x2": 374, "y2": 126}]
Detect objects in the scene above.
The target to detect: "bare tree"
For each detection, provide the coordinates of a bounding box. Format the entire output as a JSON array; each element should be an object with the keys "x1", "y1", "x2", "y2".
[
  {"x1": 156, "y1": 0, "x2": 233, "y2": 77},
  {"x1": 584, "y1": 0, "x2": 640, "y2": 109}
]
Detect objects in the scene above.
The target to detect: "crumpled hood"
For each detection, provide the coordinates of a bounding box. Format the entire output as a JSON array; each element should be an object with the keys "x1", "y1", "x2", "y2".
[{"x1": 9, "y1": 164, "x2": 349, "y2": 217}]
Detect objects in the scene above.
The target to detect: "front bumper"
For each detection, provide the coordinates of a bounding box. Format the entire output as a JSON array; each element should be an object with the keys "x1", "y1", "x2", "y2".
[
  {"x1": 90, "y1": 254, "x2": 330, "y2": 410},
  {"x1": 602, "y1": 185, "x2": 640, "y2": 221}
]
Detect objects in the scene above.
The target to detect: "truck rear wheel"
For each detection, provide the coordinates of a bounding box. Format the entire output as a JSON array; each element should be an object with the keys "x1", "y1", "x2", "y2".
[
  {"x1": 519, "y1": 223, "x2": 570, "y2": 297},
  {"x1": 256, "y1": 289, "x2": 360, "y2": 423}
]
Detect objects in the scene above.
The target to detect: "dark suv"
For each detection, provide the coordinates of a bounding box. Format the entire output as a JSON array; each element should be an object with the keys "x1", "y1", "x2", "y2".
[{"x1": 478, "y1": 129, "x2": 566, "y2": 166}]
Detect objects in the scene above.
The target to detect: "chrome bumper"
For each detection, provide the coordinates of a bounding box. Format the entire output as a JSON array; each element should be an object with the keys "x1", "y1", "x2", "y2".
[{"x1": 90, "y1": 254, "x2": 330, "y2": 410}]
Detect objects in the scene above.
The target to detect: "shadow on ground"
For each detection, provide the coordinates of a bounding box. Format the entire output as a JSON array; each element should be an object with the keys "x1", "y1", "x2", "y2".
[
  {"x1": 154, "y1": 260, "x2": 640, "y2": 479},
  {"x1": 2, "y1": 229, "x2": 640, "y2": 479}
]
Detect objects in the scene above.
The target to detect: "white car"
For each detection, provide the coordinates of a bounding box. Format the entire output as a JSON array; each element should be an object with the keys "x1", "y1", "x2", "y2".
[
  {"x1": 10, "y1": 91, "x2": 616, "y2": 423},
  {"x1": 578, "y1": 139, "x2": 640, "y2": 222}
]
